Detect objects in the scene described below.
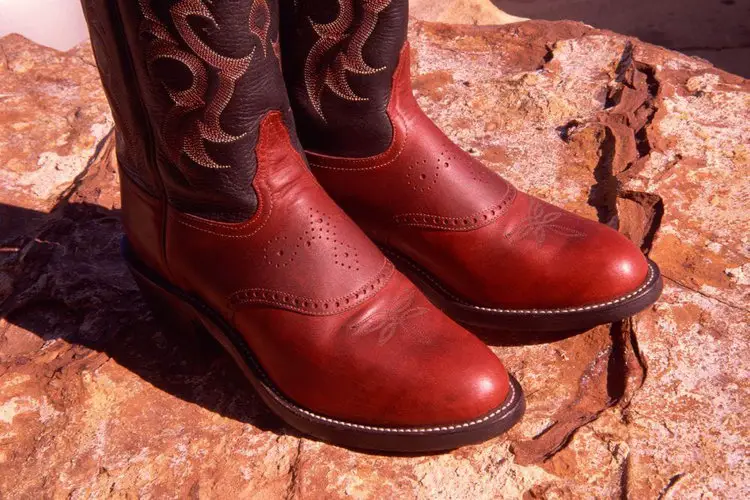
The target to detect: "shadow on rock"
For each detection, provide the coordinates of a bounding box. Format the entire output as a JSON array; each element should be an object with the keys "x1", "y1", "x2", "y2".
[
  {"x1": 467, "y1": 324, "x2": 589, "y2": 347},
  {"x1": 0, "y1": 200, "x2": 296, "y2": 437}
]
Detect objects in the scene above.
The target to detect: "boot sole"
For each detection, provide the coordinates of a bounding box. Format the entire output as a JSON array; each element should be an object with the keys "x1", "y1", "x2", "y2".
[
  {"x1": 122, "y1": 238, "x2": 525, "y2": 453},
  {"x1": 381, "y1": 246, "x2": 663, "y2": 333}
]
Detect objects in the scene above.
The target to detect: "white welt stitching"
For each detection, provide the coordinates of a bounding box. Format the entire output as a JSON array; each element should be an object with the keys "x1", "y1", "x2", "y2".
[
  {"x1": 266, "y1": 377, "x2": 518, "y2": 434},
  {"x1": 388, "y1": 249, "x2": 658, "y2": 314}
]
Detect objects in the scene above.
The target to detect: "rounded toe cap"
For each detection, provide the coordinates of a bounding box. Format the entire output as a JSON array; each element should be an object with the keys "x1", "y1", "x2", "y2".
[
  {"x1": 451, "y1": 358, "x2": 511, "y2": 419},
  {"x1": 415, "y1": 334, "x2": 511, "y2": 425},
  {"x1": 588, "y1": 228, "x2": 650, "y2": 302}
]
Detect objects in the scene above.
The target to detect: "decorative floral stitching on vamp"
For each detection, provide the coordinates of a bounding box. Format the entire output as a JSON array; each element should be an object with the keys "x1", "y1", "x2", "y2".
[
  {"x1": 349, "y1": 291, "x2": 428, "y2": 346},
  {"x1": 505, "y1": 199, "x2": 585, "y2": 247}
]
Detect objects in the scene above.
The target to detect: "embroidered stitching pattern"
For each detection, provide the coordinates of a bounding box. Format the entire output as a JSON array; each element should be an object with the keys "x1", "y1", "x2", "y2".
[
  {"x1": 349, "y1": 291, "x2": 428, "y2": 346},
  {"x1": 307, "y1": 47, "x2": 412, "y2": 171},
  {"x1": 228, "y1": 260, "x2": 395, "y2": 315},
  {"x1": 139, "y1": 0, "x2": 271, "y2": 169},
  {"x1": 505, "y1": 200, "x2": 585, "y2": 247},
  {"x1": 172, "y1": 111, "x2": 307, "y2": 237},
  {"x1": 271, "y1": 34, "x2": 281, "y2": 64},
  {"x1": 305, "y1": 0, "x2": 392, "y2": 121},
  {"x1": 249, "y1": 0, "x2": 271, "y2": 56}
]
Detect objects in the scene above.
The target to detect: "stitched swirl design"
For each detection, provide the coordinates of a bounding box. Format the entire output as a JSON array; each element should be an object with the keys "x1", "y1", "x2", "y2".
[
  {"x1": 138, "y1": 0, "x2": 272, "y2": 169},
  {"x1": 304, "y1": 0, "x2": 392, "y2": 120}
]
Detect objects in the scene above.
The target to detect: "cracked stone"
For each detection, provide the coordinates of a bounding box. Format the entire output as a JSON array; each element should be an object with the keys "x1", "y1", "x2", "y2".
[{"x1": 0, "y1": 17, "x2": 748, "y2": 500}]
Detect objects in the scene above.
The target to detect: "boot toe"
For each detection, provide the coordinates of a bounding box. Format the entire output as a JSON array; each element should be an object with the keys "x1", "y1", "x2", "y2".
[
  {"x1": 354, "y1": 295, "x2": 513, "y2": 427},
  {"x1": 582, "y1": 227, "x2": 650, "y2": 305},
  {"x1": 445, "y1": 356, "x2": 511, "y2": 422}
]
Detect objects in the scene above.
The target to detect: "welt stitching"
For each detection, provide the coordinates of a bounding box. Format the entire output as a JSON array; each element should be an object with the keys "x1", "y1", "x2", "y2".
[
  {"x1": 391, "y1": 249, "x2": 658, "y2": 314},
  {"x1": 270, "y1": 377, "x2": 518, "y2": 433}
]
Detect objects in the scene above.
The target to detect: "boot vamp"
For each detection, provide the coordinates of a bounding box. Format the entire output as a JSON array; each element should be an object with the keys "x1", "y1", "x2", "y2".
[{"x1": 166, "y1": 112, "x2": 511, "y2": 426}]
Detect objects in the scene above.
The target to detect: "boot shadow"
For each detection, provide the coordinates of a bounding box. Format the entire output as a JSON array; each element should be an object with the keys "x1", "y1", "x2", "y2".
[
  {"x1": 0, "y1": 200, "x2": 301, "y2": 438},
  {"x1": 464, "y1": 324, "x2": 590, "y2": 347}
]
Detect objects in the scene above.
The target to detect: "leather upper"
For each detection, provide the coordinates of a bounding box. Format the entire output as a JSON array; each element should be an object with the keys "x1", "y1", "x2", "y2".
[
  {"x1": 113, "y1": 0, "x2": 296, "y2": 222},
  {"x1": 307, "y1": 46, "x2": 650, "y2": 309},
  {"x1": 123, "y1": 110, "x2": 511, "y2": 426}
]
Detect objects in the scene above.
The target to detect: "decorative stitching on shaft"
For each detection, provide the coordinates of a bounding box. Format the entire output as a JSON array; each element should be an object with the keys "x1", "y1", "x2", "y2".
[
  {"x1": 304, "y1": 0, "x2": 393, "y2": 121},
  {"x1": 139, "y1": 0, "x2": 262, "y2": 169}
]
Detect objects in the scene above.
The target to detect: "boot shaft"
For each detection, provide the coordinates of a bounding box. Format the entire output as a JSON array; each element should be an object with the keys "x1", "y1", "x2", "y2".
[
  {"x1": 83, "y1": 0, "x2": 296, "y2": 222},
  {"x1": 280, "y1": 0, "x2": 408, "y2": 157}
]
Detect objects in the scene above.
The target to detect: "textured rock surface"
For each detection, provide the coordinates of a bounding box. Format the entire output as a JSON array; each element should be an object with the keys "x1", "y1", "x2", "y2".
[
  {"x1": 0, "y1": 34, "x2": 113, "y2": 244},
  {"x1": 411, "y1": 0, "x2": 750, "y2": 79},
  {"x1": 489, "y1": 0, "x2": 750, "y2": 79},
  {"x1": 1, "y1": 20, "x2": 748, "y2": 499},
  {"x1": 411, "y1": 0, "x2": 527, "y2": 25}
]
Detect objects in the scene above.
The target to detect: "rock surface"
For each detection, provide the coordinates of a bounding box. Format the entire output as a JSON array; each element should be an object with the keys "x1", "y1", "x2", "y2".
[
  {"x1": 489, "y1": 0, "x2": 750, "y2": 79},
  {"x1": 411, "y1": 0, "x2": 527, "y2": 25},
  {"x1": 1, "y1": 20, "x2": 749, "y2": 500}
]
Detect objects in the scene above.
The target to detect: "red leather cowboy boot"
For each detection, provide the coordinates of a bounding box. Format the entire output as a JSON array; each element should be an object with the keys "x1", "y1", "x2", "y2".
[
  {"x1": 80, "y1": 0, "x2": 524, "y2": 451},
  {"x1": 280, "y1": 0, "x2": 663, "y2": 332}
]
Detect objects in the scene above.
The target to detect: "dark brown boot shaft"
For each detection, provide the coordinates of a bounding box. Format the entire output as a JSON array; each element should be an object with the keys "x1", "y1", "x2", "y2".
[
  {"x1": 280, "y1": 0, "x2": 408, "y2": 157},
  {"x1": 83, "y1": 0, "x2": 296, "y2": 222}
]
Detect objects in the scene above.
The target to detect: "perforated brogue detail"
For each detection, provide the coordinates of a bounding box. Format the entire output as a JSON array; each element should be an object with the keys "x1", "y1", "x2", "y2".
[
  {"x1": 262, "y1": 206, "x2": 364, "y2": 271},
  {"x1": 392, "y1": 185, "x2": 516, "y2": 231},
  {"x1": 229, "y1": 260, "x2": 395, "y2": 315}
]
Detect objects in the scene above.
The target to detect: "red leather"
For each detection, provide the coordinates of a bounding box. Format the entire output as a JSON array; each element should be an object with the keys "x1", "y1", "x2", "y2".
[
  {"x1": 120, "y1": 171, "x2": 170, "y2": 280},
  {"x1": 307, "y1": 45, "x2": 649, "y2": 310},
  {"x1": 122, "y1": 111, "x2": 510, "y2": 426}
]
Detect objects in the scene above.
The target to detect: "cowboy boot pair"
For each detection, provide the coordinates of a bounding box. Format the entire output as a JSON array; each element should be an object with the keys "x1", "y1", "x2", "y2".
[{"x1": 81, "y1": 0, "x2": 660, "y2": 452}]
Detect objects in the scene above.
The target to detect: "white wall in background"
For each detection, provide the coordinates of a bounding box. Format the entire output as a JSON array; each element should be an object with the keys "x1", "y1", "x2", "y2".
[{"x1": 0, "y1": 0, "x2": 89, "y2": 51}]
